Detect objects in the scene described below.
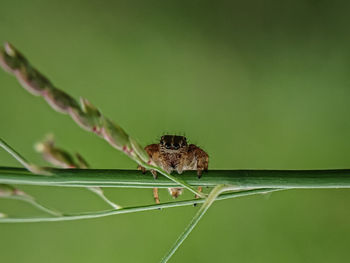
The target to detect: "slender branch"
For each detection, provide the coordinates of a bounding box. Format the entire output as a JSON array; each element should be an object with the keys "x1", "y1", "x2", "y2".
[
  {"x1": 161, "y1": 184, "x2": 239, "y2": 263},
  {"x1": 87, "y1": 187, "x2": 122, "y2": 209},
  {"x1": 0, "y1": 184, "x2": 61, "y2": 216},
  {"x1": 0, "y1": 188, "x2": 283, "y2": 223},
  {"x1": 0, "y1": 167, "x2": 350, "y2": 189},
  {"x1": 161, "y1": 185, "x2": 228, "y2": 263},
  {"x1": 0, "y1": 138, "x2": 51, "y2": 175},
  {"x1": 4, "y1": 195, "x2": 62, "y2": 216}
]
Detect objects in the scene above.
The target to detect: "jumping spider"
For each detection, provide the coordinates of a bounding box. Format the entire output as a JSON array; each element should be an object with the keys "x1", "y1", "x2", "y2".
[{"x1": 139, "y1": 135, "x2": 208, "y2": 203}]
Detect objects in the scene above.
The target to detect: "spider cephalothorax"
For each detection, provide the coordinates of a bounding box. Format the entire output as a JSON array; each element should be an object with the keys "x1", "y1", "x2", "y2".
[
  {"x1": 139, "y1": 135, "x2": 208, "y2": 203},
  {"x1": 159, "y1": 135, "x2": 188, "y2": 152}
]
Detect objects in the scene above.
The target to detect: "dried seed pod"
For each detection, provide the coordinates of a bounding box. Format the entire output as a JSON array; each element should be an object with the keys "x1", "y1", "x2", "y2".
[
  {"x1": 0, "y1": 42, "x2": 27, "y2": 72},
  {"x1": 44, "y1": 88, "x2": 80, "y2": 114},
  {"x1": 80, "y1": 98, "x2": 100, "y2": 117},
  {"x1": 1, "y1": 43, "x2": 50, "y2": 96},
  {"x1": 35, "y1": 135, "x2": 78, "y2": 168},
  {"x1": 0, "y1": 49, "x2": 18, "y2": 73},
  {"x1": 4, "y1": 42, "x2": 17, "y2": 57},
  {"x1": 101, "y1": 117, "x2": 130, "y2": 152},
  {"x1": 15, "y1": 66, "x2": 51, "y2": 96},
  {"x1": 35, "y1": 135, "x2": 90, "y2": 169},
  {"x1": 69, "y1": 107, "x2": 91, "y2": 131},
  {"x1": 0, "y1": 184, "x2": 16, "y2": 197},
  {"x1": 69, "y1": 98, "x2": 102, "y2": 133},
  {"x1": 4, "y1": 43, "x2": 32, "y2": 72}
]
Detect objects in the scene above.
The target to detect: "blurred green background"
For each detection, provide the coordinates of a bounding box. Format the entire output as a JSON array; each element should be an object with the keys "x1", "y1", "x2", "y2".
[{"x1": 1, "y1": 0, "x2": 350, "y2": 262}]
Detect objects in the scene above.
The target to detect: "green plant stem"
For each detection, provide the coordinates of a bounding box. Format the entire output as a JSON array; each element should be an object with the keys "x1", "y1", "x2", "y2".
[
  {"x1": 0, "y1": 167, "x2": 350, "y2": 189},
  {"x1": 0, "y1": 138, "x2": 51, "y2": 175},
  {"x1": 160, "y1": 184, "x2": 239, "y2": 263},
  {"x1": 0, "y1": 188, "x2": 282, "y2": 223},
  {"x1": 87, "y1": 187, "x2": 122, "y2": 209},
  {"x1": 4, "y1": 195, "x2": 62, "y2": 216},
  {"x1": 0, "y1": 139, "x2": 34, "y2": 172}
]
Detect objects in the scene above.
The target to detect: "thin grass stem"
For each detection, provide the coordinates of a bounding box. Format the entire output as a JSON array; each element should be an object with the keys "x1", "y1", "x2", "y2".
[
  {"x1": 87, "y1": 187, "x2": 122, "y2": 209},
  {"x1": 160, "y1": 185, "x2": 240, "y2": 262},
  {"x1": 4, "y1": 195, "x2": 62, "y2": 216},
  {"x1": 0, "y1": 138, "x2": 33, "y2": 171},
  {"x1": 0, "y1": 188, "x2": 282, "y2": 223},
  {"x1": 1, "y1": 167, "x2": 350, "y2": 189},
  {"x1": 0, "y1": 138, "x2": 51, "y2": 175}
]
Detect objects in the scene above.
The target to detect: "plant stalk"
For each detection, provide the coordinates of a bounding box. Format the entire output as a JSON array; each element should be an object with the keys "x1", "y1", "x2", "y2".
[
  {"x1": 5, "y1": 195, "x2": 62, "y2": 216},
  {"x1": 160, "y1": 184, "x2": 241, "y2": 263},
  {"x1": 0, "y1": 167, "x2": 350, "y2": 189},
  {"x1": 0, "y1": 188, "x2": 282, "y2": 223}
]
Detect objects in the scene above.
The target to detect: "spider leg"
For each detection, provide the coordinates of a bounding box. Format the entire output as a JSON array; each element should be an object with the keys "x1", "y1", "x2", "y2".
[
  {"x1": 195, "y1": 186, "x2": 203, "y2": 199},
  {"x1": 137, "y1": 165, "x2": 147, "y2": 174},
  {"x1": 168, "y1": 188, "x2": 183, "y2": 198},
  {"x1": 151, "y1": 169, "x2": 158, "y2": 179},
  {"x1": 153, "y1": 187, "x2": 160, "y2": 204},
  {"x1": 188, "y1": 144, "x2": 209, "y2": 179},
  {"x1": 137, "y1": 144, "x2": 159, "y2": 176}
]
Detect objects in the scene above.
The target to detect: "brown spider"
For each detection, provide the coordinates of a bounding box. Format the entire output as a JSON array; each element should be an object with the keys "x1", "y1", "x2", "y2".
[{"x1": 139, "y1": 135, "x2": 208, "y2": 203}]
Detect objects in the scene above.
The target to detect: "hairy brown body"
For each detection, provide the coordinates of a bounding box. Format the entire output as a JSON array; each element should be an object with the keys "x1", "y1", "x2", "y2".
[{"x1": 139, "y1": 135, "x2": 208, "y2": 203}]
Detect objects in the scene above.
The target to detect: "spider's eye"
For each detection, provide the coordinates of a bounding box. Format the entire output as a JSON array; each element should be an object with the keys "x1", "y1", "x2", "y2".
[
  {"x1": 179, "y1": 137, "x2": 187, "y2": 147},
  {"x1": 165, "y1": 143, "x2": 171, "y2": 149},
  {"x1": 173, "y1": 143, "x2": 179, "y2": 149}
]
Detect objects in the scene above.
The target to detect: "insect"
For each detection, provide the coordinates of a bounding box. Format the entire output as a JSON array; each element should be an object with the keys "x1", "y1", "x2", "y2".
[{"x1": 139, "y1": 135, "x2": 209, "y2": 203}]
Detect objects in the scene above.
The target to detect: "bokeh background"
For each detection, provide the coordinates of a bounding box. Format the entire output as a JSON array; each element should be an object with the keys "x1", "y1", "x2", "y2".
[{"x1": 1, "y1": 0, "x2": 350, "y2": 262}]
